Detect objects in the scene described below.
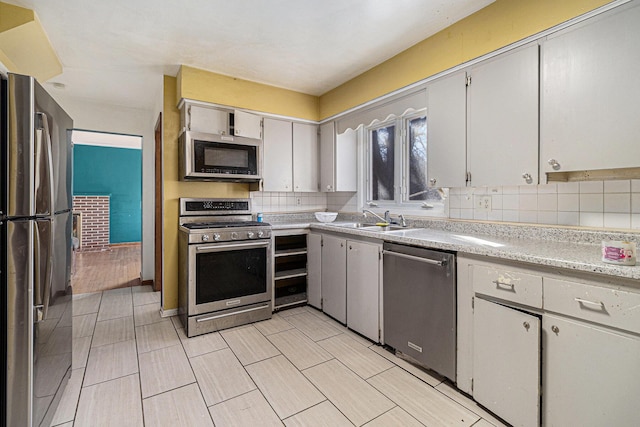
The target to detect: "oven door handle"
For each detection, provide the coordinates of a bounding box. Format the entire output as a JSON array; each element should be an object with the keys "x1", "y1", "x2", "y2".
[
  {"x1": 196, "y1": 303, "x2": 271, "y2": 323},
  {"x1": 195, "y1": 240, "x2": 270, "y2": 253}
]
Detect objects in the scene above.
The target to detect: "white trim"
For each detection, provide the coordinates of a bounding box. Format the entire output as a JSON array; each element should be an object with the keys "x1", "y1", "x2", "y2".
[
  {"x1": 320, "y1": 0, "x2": 631, "y2": 124},
  {"x1": 178, "y1": 98, "x2": 318, "y2": 125},
  {"x1": 72, "y1": 130, "x2": 142, "y2": 149},
  {"x1": 0, "y1": 60, "x2": 9, "y2": 78},
  {"x1": 160, "y1": 308, "x2": 178, "y2": 318}
]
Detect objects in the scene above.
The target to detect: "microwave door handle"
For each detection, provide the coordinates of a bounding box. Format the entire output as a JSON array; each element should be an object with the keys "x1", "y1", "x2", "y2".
[{"x1": 35, "y1": 113, "x2": 55, "y2": 216}]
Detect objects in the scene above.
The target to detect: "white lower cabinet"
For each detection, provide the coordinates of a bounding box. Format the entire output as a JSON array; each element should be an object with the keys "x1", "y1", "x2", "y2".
[
  {"x1": 460, "y1": 255, "x2": 640, "y2": 426},
  {"x1": 346, "y1": 240, "x2": 381, "y2": 342},
  {"x1": 473, "y1": 298, "x2": 540, "y2": 427},
  {"x1": 320, "y1": 234, "x2": 347, "y2": 323},
  {"x1": 542, "y1": 314, "x2": 640, "y2": 427},
  {"x1": 313, "y1": 233, "x2": 381, "y2": 341}
]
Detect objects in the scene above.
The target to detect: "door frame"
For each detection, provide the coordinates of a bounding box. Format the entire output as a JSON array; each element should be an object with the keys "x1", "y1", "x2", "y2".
[{"x1": 153, "y1": 113, "x2": 163, "y2": 292}]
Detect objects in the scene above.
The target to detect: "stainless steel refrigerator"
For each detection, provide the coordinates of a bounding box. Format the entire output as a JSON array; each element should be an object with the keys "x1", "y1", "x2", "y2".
[{"x1": 1, "y1": 73, "x2": 73, "y2": 427}]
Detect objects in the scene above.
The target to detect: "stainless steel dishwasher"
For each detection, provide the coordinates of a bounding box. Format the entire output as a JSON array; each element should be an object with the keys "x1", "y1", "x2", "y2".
[{"x1": 383, "y1": 242, "x2": 456, "y2": 381}]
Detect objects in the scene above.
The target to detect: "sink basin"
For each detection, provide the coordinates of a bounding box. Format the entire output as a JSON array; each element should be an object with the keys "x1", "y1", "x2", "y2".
[
  {"x1": 361, "y1": 225, "x2": 409, "y2": 232},
  {"x1": 327, "y1": 222, "x2": 412, "y2": 232},
  {"x1": 333, "y1": 222, "x2": 379, "y2": 228}
]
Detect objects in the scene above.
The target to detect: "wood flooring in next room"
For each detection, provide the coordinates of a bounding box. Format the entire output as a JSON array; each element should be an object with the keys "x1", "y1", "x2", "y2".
[{"x1": 72, "y1": 244, "x2": 141, "y2": 294}]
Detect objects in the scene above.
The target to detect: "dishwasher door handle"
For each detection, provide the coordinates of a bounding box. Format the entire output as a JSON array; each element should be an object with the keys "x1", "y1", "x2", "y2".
[{"x1": 383, "y1": 250, "x2": 447, "y2": 267}]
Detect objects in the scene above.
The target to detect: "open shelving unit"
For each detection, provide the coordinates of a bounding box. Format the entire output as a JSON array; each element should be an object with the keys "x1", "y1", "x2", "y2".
[{"x1": 273, "y1": 233, "x2": 308, "y2": 309}]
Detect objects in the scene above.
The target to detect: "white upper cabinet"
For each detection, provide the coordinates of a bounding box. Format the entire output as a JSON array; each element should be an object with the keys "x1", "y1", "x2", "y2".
[
  {"x1": 183, "y1": 104, "x2": 228, "y2": 135},
  {"x1": 263, "y1": 119, "x2": 318, "y2": 192},
  {"x1": 181, "y1": 103, "x2": 262, "y2": 139},
  {"x1": 320, "y1": 122, "x2": 336, "y2": 192},
  {"x1": 541, "y1": 2, "x2": 640, "y2": 175},
  {"x1": 233, "y1": 110, "x2": 262, "y2": 139},
  {"x1": 292, "y1": 122, "x2": 319, "y2": 192},
  {"x1": 320, "y1": 122, "x2": 357, "y2": 192},
  {"x1": 467, "y1": 44, "x2": 539, "y2": 187},
  {"x1": 427, "y1": 71, "x2": 467, "y2": 188},
  {"x1": 262, "y1": 118, "x2": 293, "y2": 191}
]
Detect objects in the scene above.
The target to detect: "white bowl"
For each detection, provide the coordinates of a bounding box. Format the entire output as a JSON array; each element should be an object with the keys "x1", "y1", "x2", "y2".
[{"x1": 315, "y1": 212, "x2": 338, "y2": 223}]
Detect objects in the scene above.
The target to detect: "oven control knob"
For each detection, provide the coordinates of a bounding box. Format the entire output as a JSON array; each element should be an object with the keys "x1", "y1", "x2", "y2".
[
  {"x1": 213, "y1": 233, "x2": 221, "y2": 241},
  {"x1": 231, "y1": 232, "x2": 239, "y2": 240},
  {"x1": 258, "y1": 231, "x2": 264, "y2": 238},
  {"x1": 201, "y1": 234, "x2": 210, "y2": 242},
  {"x1": 247, "y1": 232, "x2": 255, "y2": 239}
]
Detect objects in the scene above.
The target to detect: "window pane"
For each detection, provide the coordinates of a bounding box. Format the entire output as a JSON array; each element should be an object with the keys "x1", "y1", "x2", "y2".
[
  {"x1": 371, "y1": 125, "x2": 395, "y2": 200},
  {"x1": 408, "y1": 116, "x2": 428, "y2": 201}
]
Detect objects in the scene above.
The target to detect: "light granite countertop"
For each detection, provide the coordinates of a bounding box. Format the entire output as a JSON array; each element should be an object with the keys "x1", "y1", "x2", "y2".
[{"x1": 266, "y1": 215, "x2": 640, "y2": 282}]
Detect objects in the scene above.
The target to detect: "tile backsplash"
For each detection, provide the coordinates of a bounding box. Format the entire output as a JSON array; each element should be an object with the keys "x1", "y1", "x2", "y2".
[
  {"x1": 250, "y1": 192, "x2": 327, "y2": 213},
  {"x1": 449, "y1": 180, "x2": 640, "y2": 230},
  {"x1": 251, "y1": 179, "x2": 640, "y2": 231}
]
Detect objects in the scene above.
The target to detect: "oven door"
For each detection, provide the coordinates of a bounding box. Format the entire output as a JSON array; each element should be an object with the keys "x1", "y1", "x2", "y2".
[{"x1": 188, "y1": 240, "x2": 272, "y2": 315}]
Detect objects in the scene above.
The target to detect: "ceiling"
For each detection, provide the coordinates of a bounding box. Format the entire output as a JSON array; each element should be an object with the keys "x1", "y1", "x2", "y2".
[{"x1": 6, "y1": 0, "x2": 493, "y2": 111}]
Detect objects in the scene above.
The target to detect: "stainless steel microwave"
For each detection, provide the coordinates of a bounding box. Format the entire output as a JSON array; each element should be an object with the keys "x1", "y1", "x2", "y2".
[{"x1": 179, "y1": 131, "x2": 262, "y2": 182}]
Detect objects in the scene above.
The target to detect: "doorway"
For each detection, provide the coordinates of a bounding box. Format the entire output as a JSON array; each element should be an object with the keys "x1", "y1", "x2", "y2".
[{"x1": 71, "y1": 130, "x2": 143, "y2": 294}]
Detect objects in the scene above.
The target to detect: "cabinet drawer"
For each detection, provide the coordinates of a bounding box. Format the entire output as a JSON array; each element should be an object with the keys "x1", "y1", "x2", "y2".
[
  {"x1": 472, "y1": 265, "x2": 543, "y2": 308},
  {"x1": 544, "y1": 278, "x2": 640, "y2": 334}
]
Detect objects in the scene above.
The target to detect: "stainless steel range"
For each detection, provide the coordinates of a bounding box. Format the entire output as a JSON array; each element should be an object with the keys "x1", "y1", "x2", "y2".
[{"x1": 178, "y1": 198, "x2": 272, "y2": 337}]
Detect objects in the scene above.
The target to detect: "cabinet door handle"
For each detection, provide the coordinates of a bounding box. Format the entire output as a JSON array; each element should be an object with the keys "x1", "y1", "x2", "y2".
[
  {"x1": 522, "y1": 173, "x2": 533, "y2": 184},
  {"x1": 548, "y1": 158, "x2": 561, "y2": 170},
  {"x1": 492, "y1": 280, "x2": 515, "y2": 291},
  {"x1": 574, "y1": 297, "x2": 605, "y2": 310}
]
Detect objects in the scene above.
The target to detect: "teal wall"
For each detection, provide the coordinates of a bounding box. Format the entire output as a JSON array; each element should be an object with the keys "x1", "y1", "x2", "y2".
[{"x1": 73, "y1": 145, "x2": 142, "y2": 244}]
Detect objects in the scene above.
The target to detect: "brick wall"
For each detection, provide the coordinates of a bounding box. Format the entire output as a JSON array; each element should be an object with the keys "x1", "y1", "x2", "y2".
[{"x1": 73, "y1": 196, "x2": 110, "y2": 251}]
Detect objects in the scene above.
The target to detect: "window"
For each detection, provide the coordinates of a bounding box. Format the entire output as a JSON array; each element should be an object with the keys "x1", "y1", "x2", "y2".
[
  {"x1": 407, "y1": 116, "x2": 427, "y2": 201},
  {"x1": 366, "y1": 111, "x2": 442, "y2": 209},
  {"x1": 370, "y1": 124, "x2": 395, "y2": 201}
]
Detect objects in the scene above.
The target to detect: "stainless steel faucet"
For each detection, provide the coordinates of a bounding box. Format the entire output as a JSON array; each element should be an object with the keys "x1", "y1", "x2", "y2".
[
  {"x1": 398, "y1": 214, "x2": 407, "y2": 227},
  {"x1": 362, "y1": 209, "x2": 388, "y2": 224}
]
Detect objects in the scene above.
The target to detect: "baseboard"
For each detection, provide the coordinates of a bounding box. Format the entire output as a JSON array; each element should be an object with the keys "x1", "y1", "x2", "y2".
[
  {"x1": 109, "y1": 242, "x2": 141, "y2": 248},
  {"x1": 160, "y1": 307, "x2": 178, "y2": 318},
  {"x1": 141, "y1": 279, "x2": 154, "y2": 287}
]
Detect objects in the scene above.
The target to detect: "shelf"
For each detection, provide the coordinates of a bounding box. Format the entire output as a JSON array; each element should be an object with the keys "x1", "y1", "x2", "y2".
[
  {"x1": 275, "y1": 268, "x2": 307, "y2": 280},
  {"x1": 275, "y1": 248, "x2": 308, "y2": 257},
  {"x1": 275, "y1": 292, "x2": 307, "y2": 309}
]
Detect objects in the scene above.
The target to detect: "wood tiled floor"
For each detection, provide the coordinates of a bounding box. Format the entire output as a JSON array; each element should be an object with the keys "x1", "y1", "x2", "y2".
[
  {"x1": 53, "y1": 287, "x2": 508, "y2": 426},
  {"x1": 72, "y1": 244, "x2": 141, "y2": 294}
]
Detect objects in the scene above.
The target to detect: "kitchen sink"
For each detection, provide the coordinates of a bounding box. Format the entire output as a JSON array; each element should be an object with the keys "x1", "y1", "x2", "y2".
[
  {"x1": 362, "y1": 225, "x2": 409, "y2": 232},
  {"x1": 329, "y1": 222, "x2": 412, "y2": 232}
]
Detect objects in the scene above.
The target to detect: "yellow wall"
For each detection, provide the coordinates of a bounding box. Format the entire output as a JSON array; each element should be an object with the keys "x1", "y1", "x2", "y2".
[
  {"x1": 162, "y1": 76, "x2": 248, "y2": 310},
  {"x1": 163, "y1": 67, "x2": 322, "y2": 310},
  {"x1": 319, "y1": 0, "x2": 613, "y2": 119},
  {"x1": 178, "y1": 65, "x2": 320, "y2": 121},
  {"x1": 162, "y1": 0, "x2": 613, "y2": 310},
  {"x1": 0, "y1": 2, "x2": 62, "y2": 81}
]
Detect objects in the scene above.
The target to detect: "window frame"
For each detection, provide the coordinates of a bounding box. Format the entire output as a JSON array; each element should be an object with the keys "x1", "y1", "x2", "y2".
[{"x1": 363, "y1": 109, "x2": 439, "y2": 212}]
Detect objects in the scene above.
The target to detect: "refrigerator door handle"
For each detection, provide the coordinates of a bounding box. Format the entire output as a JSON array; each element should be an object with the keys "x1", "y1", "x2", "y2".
[
  {"x1": 35, "y1": 112, "x2": 55, "y2": 216},
  {"x1": 33, "y1": 219, "x2": 54, "y2": 322}
]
